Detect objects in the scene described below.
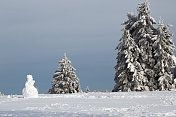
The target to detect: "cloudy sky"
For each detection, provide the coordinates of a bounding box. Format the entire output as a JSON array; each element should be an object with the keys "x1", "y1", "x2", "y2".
[{"x1": 0, "y1": 0, "x2": 176, "y2": 94}]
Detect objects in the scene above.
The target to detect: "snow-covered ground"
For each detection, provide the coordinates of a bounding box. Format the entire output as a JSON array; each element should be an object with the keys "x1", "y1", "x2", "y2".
[{"x1": 0, "y1": 91, "x2": 176, "y2": 117}]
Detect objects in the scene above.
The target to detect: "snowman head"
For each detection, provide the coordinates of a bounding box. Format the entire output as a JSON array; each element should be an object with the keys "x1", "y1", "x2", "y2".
[
  {"x1": 25, "y1": 75, "x2": 35, "y2": 87},
  {"x1": 27, "y1": 75, "x2": 33, "y2": 81}
]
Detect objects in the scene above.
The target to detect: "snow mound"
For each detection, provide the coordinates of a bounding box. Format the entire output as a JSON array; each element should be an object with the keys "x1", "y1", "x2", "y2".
[{"x1": 22, "y1": 75, "x2": 38, "y2": 98}]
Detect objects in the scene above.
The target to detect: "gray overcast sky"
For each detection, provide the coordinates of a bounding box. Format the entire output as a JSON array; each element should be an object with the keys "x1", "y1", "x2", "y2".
[{"x1": 0, "y1": 0, "x2": 176, "y2": 94}]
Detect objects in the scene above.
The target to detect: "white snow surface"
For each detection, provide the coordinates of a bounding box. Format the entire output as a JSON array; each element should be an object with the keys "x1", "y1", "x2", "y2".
[
  {"x1": 22, "y1": 75, "x2": 38, "y2": 98},
  {"x1": 0, "y1": 91, "x2": 176, "y2": 117}
]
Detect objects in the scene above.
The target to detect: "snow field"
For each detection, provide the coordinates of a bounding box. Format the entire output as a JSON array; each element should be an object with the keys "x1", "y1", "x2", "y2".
[{"x1": 0, "y1": 91, "x2": 176, "y2": 117}]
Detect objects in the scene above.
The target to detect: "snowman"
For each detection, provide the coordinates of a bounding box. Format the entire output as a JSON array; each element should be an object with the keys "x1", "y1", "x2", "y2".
[{"x1": 22, "y1": 75, "x2": 38, "y2": 98}]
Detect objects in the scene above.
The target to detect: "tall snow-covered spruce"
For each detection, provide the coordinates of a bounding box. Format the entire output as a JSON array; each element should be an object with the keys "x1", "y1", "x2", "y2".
[
  {"x1": 154, "y1": 19, "x2": 176, "y2": 90},
  {"x1": 49, "y1": 53, "x2": 82, "y2": 94},
  {"x1": 113, "y1": 1, "x2": 176, "y2": 92},
  {"x1": 113, "y1": 29, "x2": 145, "y2": 91}
]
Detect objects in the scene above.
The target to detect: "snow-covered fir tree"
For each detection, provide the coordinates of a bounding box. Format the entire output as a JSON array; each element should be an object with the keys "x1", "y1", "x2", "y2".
[
  {"x1": 85, "y1": 86, "x2": 90, "y2": 93},
  {"x1": 113, "y1": 0, "x2": 176, "y2": 92},
  {"x1": 49, "y1": 53, "x2": 82, "y2": 94},
  {"x1": 113, "y1": 29, "x2": 146, "y2": 91},
  {"x1": 154, "y1": 19, "x2": 176, "y2": 90}
]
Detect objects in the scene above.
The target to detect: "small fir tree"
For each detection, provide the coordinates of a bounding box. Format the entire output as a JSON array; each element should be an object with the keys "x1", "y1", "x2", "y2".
[
  {"x1": 0, "y1": 92, "x2": 3, "y2": 96},
  {"x1": 85, "y1": 86, "x2": 90, "y2": 93},
  {"x1": 49, "y1": 53, "x2": 82, "y2": 94}
]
